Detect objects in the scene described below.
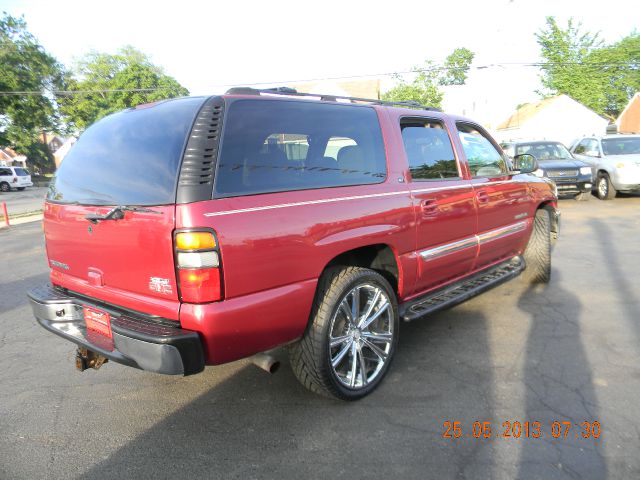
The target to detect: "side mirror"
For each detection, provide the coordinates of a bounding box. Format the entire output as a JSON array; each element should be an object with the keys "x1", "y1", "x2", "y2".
[{"x1": 512, "y1": 153, "x2": 538, "y2": 174}]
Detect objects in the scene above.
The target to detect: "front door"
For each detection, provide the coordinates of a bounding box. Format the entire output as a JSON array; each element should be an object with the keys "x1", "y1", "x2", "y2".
[{"x1": 454, "y1": 122, "x2": 530, "y2": 270}]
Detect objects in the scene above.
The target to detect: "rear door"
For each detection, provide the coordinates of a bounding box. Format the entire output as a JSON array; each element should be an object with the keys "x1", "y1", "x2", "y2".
[
  {"x1": 44, "y1": 97, "x2": 207, "y2": 320},
  {"x1": 400, "y1": 117, "x2": 478, "y2": 294}
]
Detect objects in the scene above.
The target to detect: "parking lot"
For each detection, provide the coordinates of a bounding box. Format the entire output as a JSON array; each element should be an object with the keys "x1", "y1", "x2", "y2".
[
  {"x1": 1, "y1": 195, "x2": 639, "y2": 479},
  {"x1": 0, "y1": 187, "x2": 48, "y2": 217}
]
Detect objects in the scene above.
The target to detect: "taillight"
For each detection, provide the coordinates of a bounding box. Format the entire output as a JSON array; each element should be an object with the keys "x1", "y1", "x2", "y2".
[
  {"x1": 174, "y1": 230, "x2": 222, "y2": 303},
  {"x1": 12, "y1": 177, "x2": 17, "y2": 183}
]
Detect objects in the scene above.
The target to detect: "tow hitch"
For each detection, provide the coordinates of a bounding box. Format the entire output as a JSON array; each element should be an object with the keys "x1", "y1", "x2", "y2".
[{"x1": 75, "y1": 347, "x2": 109, "y2": 371}]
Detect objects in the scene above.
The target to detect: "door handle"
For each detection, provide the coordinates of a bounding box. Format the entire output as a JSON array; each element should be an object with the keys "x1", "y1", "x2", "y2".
[
  {"x1": 476, "y1": 190, "x2": 490, "y2": 204},
  {"x1": 421, "y1": 199, "x2": 438, "y2": 216}
]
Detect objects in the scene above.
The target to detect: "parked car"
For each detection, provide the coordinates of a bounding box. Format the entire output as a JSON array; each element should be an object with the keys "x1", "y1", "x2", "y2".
[
  {"x1": 0, "y1": 166, "x2": 33, "y2": 192},
  {"x1": 28, "y1": 88, "x2": 559, "y2": 400},
  {"x1": 500, "y1": 141, "x2": 593, "y2": 201},
  {"x1": 570, "y1": 135, "x2": 640, "y2": 200}
]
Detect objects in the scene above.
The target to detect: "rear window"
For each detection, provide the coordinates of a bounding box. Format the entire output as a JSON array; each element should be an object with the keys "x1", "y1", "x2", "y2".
[
  {"x1": 14, "y1": 168, "x2": 29, "y2": 176},
  {"x1": 214, "y1": 100, "x2": 386, "y2": 197},
  {"x1": 47, "y1": 97, "x2": 205, "y2": 205}
]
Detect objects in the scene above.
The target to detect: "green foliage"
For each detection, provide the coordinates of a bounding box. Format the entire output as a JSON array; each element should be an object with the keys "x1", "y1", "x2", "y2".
[
  {"x1": 440, "y1": 48, "x2": 475, "y2": 86},
  {"x1": 382, "y1": 48, "x2": 474, "y2": 108},
  {"x1": 0, "y1": 13, "x2": 65, "y2": 157},
  {"x1": 536, "y1": 16, "x2": 640, "y2": 119},
  {"x1": 57, "y1": 46, "x2": 189, "y2": 131}
]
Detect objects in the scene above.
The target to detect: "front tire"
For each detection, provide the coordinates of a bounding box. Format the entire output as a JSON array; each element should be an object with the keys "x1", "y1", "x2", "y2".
[
  {"x1": 597, "y1": 173, "x2": 616, "y2": 200},
  {"x1": 289, "y1": 266, "x2": 399, "y2": 400},
  {"x1": 522, "y1": 209, "x2": 551, "y2": 284}
]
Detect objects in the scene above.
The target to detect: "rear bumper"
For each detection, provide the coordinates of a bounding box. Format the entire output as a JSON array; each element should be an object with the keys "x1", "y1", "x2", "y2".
[{"x1": 27, "y1": 284, "x2": 205, "y2": 376}]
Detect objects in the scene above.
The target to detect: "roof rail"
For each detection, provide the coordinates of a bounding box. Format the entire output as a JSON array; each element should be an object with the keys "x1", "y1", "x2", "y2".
[{"x1": 224, "y1": 87, "x2": 442, "y2": 112}]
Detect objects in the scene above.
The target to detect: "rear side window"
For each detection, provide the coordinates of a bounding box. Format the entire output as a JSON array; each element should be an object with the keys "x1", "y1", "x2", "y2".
[
  {"x1": 47, "y1": 97, "x2": 206, "y2": 205},
  {"x1": 401, "y1": 119, "x2": 459, "y2": 180},
  {"x1": 214, "y1": 100, "x2": 386, "y2": 197},
  {"x1": 0, "y1": 168, "x2": 12, "y2": 176}
]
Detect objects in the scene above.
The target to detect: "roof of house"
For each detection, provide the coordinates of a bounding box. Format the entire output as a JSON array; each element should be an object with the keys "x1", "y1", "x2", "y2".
[
  {"x1": 497, "y1": 94, "x2": 607, "y2": 131},
  {"x1": 616, "y1": 93, "x2": 640, "y2": 134},
  {"x1": 497, "y1": 96, "x2": 559, "y2": 130}
]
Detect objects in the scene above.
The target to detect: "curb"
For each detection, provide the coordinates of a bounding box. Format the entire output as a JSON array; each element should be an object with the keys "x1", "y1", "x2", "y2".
[{"x1": 0, "y1": 213, "x2": 43, "y2": 229}]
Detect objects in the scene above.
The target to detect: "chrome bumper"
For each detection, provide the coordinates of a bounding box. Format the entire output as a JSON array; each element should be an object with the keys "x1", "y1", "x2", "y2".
[{"x1": 28, "y1": 285, "x2": 204, "y2": 376}]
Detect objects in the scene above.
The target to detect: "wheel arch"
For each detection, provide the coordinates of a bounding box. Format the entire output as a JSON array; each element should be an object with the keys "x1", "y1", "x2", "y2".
[
  {"x1": 537, "y1": 201, "x2": 559, "y2": 245},
  {"x1": 322, "y1": 244, "x2": 401, "y2": 296}
]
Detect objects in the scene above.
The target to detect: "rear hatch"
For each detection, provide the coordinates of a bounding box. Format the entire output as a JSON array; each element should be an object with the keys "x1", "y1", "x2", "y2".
[
  {"x1": 13, "y1": 167, "x2": 31, "y2": 186},
  {"x1": 44, "y1": 97, "x2": 207, "y2": 320}
]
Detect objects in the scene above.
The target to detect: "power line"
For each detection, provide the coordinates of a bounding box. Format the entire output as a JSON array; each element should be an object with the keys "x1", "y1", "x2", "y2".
[{"x1": 0, "y1": 61, "x2": 637, "y2": 97}]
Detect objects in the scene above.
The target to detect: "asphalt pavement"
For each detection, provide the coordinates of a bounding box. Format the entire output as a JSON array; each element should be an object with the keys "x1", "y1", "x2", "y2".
[
  {"x1": 1, "y1": 195, "x2": 639, "y2": 479},
  {"x1": 0, "y1": 187, "x2": 48, "y2": 217}
]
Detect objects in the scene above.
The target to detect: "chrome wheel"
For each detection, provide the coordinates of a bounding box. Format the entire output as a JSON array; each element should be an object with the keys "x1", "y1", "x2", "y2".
[
  {"x1": 328, "y1": 283, "x2": 393, "y2": 389},
  {"x1": 598, "y1": 176, "x2": 607, "y2": 198}
]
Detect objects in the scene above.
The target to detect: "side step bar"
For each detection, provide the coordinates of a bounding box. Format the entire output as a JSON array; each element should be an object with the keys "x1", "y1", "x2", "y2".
[{"x1": 399, "y1": 257, "x2": 525, "y2": 322}]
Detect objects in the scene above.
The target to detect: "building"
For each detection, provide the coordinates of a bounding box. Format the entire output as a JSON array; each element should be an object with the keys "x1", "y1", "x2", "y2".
[
  {"x1": 290, "y1": 79, "x2": 380, "y2": 100},
  {"x1": 494, "y1": 95, "x2": 609, "y2": 146},
  {"x1": 53, "y1": 137, "x2": 77, "y2": 168},
  {"x1": 616, "y1": 93, "x2": 640, "y2": 134},
  {"x1": 0, "y1": 148, "x2": 27, "y2": 168}
]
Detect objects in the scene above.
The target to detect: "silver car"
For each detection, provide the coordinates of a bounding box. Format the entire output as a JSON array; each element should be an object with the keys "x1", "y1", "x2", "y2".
[{"x1": 570, "y1": 135, "x2": 640, "y2": 200}]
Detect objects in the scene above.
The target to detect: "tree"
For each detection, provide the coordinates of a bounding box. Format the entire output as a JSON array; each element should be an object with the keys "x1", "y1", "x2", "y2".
[
  {"x1": 57, "y1": 46, "x2": 189, "y2": 131},
  {"x1": 440, "y1": 48, "x2": 475, "y2": 86},
  {"x1": 382, "y1": 48, "x2": 475, "y2": 108},
  {"x1": 536, "y1": 16, "x2": 640, "y2": 119},
  {"x1": 0, "y1": 13, "x2": 65, "y2": 161}
]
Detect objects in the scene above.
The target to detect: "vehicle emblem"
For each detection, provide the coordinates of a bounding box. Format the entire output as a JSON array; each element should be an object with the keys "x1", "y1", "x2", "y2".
[
  {"x1": 50, "y1": 259, "x2": 70, "y2": 270},
  {"x1": 88, "y1": 225, "x2": 93, "y2": 234},
  {"x1": 149, "y1": 277, "x2": 173, "y2": 295}
]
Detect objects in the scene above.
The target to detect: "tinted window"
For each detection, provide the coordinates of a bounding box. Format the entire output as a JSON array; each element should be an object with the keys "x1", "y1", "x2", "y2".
[
  {"x1": 215, "y1": 100, "x2": 386, "y2": 197},
  {"x1": 47, "y1": 97, "x2": 205, "y2": 205},
  {"x1": 456, "y1": 123, "x2": 508, "y2": 177},
  {"x1": 602, "y1": 137, "x2": 640, "y2": 155},
  {"x1": 0, "y1": 168, "x2": 11, "y2": 176},
  {"x1": 14, "y1": 167, "x2": 29, "y2": 176},
  {"x1": 401, "y1": 120, "x2": 459, "y2": 180}
]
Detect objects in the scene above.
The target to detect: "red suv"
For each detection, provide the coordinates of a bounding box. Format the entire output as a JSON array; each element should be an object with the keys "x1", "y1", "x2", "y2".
[{"x1": 28, "y1": 88, "x2": 559, "y2": 400}]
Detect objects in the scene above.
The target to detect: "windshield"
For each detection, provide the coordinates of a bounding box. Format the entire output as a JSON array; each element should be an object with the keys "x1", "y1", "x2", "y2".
[
  {"x1": 47, "y1": 97, "x2": 205, "y2": 206},
  {"x1": 602, "y1": 137, "x2": 640, "y2": 156},
  {"x1": 515, "y1": 143, "x2": 572, "y2": 160}
]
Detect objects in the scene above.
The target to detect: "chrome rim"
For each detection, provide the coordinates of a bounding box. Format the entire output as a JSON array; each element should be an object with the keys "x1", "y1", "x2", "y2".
[
  {"x1": 328, "y1": 283, "x2": 394, "y2": 389},
  {"x1": 598, "y1": 177, "x2": 607, "y2": 197}
]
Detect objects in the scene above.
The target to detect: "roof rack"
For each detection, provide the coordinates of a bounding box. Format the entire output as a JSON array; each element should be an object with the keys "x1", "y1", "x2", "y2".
[{"x1": 224, "y1": 87, "x2": 442, "y2": 112}]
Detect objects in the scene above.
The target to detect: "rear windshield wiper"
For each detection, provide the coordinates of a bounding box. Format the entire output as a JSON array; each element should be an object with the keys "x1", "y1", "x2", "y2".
[{"x1": 85, "y1": 205, "x2": 163, "y2": 224}]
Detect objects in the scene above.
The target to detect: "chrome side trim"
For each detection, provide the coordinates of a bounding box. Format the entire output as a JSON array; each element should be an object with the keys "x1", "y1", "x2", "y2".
[
  {"x1": 203, "y1": 180, "x2": 518, "y2": 218},
  {"x1": 477, "y1": 221, "x2": 527, "y2": 245},
  {"x1": 419, "y1": 220, "x2": 528, "y2": 262},
  {"x1": 419, "y1": 236, "x2": 478, "y2": 261}
]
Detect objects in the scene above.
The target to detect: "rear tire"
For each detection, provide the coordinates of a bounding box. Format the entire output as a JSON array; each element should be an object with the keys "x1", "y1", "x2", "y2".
[
  {"x1": 289, "y1": 266, "x2": 399, "y2": 400},
  {"x1": 596, "y1": 173, "x2": 616, "y2": 200},
  {"x1": 0, "y1": 182, "x2": 10, "y2": 192},
  {"x1": 575, "y1": 191, "x2": 590, "y2": 201},
  {"x1": 522, "y1": 209, "x2": 551, "y2": 284}
]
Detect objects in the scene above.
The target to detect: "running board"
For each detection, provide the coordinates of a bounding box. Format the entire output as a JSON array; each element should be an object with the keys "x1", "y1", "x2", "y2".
[{"x1": 399, "y1": 257, "x2": 525, "y2": 322}]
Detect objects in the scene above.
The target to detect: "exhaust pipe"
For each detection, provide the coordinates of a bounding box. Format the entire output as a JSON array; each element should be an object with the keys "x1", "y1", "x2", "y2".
[{"x1": 250, "y1": 352, "x2": 280, "y2": 374}]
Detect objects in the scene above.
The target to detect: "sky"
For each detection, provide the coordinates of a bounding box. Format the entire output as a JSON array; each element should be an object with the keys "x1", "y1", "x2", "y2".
[{"x1": 1, "y1": 0, "x2": 638, "y2": 125}]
